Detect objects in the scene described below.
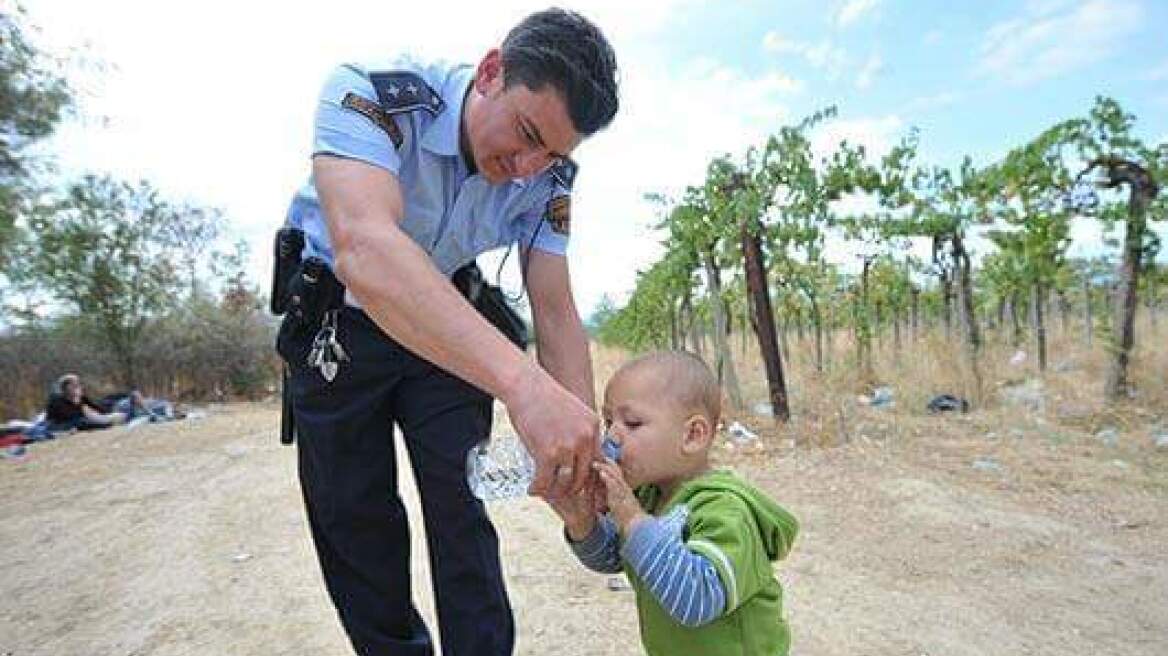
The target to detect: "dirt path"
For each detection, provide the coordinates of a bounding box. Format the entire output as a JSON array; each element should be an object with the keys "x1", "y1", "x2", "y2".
[{"x1": 2, "y1": 402, "x2": 1166, "y2": 655}]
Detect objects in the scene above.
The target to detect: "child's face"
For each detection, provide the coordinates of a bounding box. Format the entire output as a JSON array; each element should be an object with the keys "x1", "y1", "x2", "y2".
[{"x1": 602, "y1": 366, "x2": 690, "y2": 489}]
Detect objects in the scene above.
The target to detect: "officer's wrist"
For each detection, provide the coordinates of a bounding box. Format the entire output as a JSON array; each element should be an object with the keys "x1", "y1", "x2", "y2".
[{"x1": 499, "y1": 358, "x2": 544, "y2": 408}]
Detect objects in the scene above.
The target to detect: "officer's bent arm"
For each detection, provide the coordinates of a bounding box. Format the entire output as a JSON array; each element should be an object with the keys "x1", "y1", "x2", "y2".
[
  {"x1": 313, "y1": 155, "x2": 597, "y2": 497},
  {"x1": 314, "y1": 154, "x2": 531, "y2": 399},
  {"x1": 525, "y1": 248, "x2": 596, "y2": 413}
]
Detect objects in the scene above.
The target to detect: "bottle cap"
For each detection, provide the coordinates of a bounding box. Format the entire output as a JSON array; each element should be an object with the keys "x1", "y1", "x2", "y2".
[{"x1": 601, "y1": 433, "x2": 621, "y2": 462}]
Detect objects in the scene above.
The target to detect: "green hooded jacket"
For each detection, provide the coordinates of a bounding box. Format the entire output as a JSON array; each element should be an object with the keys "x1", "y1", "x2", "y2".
[{"x1": 629, "y1": 469, "x2": 798, "y2": 656}]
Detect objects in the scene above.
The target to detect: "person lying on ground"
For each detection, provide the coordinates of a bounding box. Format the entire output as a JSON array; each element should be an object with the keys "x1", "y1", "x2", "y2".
[
  {"x1": 97, "y1": 390, "x2": 177, "y2": 421},
  {"x1": 44, "y1": 373, "x2": 129, "y2": 432}
]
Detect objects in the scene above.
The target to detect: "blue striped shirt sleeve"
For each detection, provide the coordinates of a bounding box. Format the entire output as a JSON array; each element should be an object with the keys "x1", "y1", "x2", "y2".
[
  {"x1": 620, "y1": 517, "x2": 727, "y2": 627},
  {"x1": 566, "y1": 516, "x2": 623, "y2": 574}
]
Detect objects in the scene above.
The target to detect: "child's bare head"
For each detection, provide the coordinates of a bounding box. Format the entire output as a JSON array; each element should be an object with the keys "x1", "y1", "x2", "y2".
[
  {"x1": 613, "y1": 350, "x2": 722, "y2": 427},
  {"x1": 602, "y1": 351, "x2": 722, "y2": 487}
]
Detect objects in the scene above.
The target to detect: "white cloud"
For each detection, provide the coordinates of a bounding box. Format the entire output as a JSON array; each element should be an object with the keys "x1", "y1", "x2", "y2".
[
  {"x1": 835, "y1": 0, "x2": 881, "y2": 27},
  {"x1": 564, "y1": 55, "x2": 804, "y2": 311},
  {"x1": 756, "y1": 71, "x2": 805, "y2": 95},
  {"x1": 762, "y1": 31, "x2": 803, "y2": 55},
  {"x1": 855, "y1": 54, "x2": 883, "y2": 90},
  {"x1": 976, "y1": 0, "x2": 1143, "y2": 86},
  {"x1": 761, "y1": 33, "x2": 852, "y2": 81},
  {"x1": 922, "y1": 29, "x2": 944, "y2": 46},
  {"x1": 26, "y1": 0, "x2": 792, "y2": 315},
  {"x1": 903, "y1": 90, "x2": 961, "y2": 113},
  {"x1": 804, "y1": 40, "x2": 851, "y2": 80}
]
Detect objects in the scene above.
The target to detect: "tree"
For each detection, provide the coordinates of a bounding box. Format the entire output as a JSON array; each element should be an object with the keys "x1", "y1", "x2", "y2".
[
  {"x1": 16, "y1": 175, "x2": 184, "y2": 386},
  {"x1": 597, "y1": 256, "x2": 685, "y2": 352},
  {"x1": 659, "y1": 187, "x2": 745, "y2": 410},
  {"x1": 585, "y1": 294, "x2": 618, "y2": 335},
  {"x1": 831, "y1": 131, "x2": 917, "y2": 378},
  {"x1": 707, "y1": 154, "x2": 791, "y2": 421},
  {"x1": 994, "y1": 116, "x2": 1099, "y2": 375},
  {"x1": 981, "y1": 249, "x2": 1029, "y2": 347},
  {"x1": 213, "y1": 238, "x2": 263, "y2": 313},
  {"x1": 0, "y1": 6, "x2": 74, "y2": 265},
  {"x1": 878, "y1": 156, "x2": 995, "y2": 401},
  {"x1": 161, "y1": 203, "x2": 223, "y2": 300},
  {"x1": 1062, "y1": 98, "x2": 1165, "y2": 400}
]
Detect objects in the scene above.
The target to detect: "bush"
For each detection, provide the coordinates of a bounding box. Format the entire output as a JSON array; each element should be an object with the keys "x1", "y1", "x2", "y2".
[{"x1": 0, "y1": 294, "x2": 279, "y2": 420}]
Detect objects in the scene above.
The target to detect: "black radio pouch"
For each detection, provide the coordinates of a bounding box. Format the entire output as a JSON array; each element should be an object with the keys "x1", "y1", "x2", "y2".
[
  {"x1": 270, "y1": 227, "x2": 305, "y2": 315},
  {"x1": 452, "y1": 263, "x2": 529, "y2": 350}
]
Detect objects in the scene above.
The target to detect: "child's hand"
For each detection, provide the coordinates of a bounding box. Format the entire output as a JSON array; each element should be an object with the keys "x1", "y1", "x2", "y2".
[
  {"x1": 548, "y1": 481, "x2": 599, "y2": 542},
  {"x1": 592, "y1": 459, "x2": 647, "y2": 536}
]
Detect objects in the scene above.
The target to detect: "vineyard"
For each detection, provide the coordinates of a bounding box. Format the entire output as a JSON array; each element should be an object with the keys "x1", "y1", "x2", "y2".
[{"x1": 593, "y1": 99, "x2": 1166, "y2": 426}]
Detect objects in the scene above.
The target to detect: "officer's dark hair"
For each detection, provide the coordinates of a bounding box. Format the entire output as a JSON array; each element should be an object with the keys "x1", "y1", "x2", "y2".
[{"x1": 500, "y1": 7, "x2": 619, "y2": 137}]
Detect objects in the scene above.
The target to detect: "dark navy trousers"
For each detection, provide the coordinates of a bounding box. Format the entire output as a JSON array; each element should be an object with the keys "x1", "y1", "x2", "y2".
[{"x1": 278, "y1": 307, "x2": 514, "y2": 656}]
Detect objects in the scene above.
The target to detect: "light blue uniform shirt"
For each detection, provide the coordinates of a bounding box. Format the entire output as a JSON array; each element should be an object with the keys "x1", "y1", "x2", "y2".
[{"x1": 285, "y1": 55, "x2": 571, "y2": 280}]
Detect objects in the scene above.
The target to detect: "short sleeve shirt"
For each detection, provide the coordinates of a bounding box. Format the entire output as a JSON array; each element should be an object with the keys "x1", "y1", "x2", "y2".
[{"x1": 284, "y1": 55, "x2": 572, "y2": 277}]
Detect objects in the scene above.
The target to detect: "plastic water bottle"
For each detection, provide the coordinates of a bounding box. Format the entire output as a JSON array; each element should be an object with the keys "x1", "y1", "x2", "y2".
[
  {"x1": 466, "y1": 433, "x2": 621, "y2": 501},
  {"x1": 466, "y1": 435, "x2": 535, "y2": 501}
]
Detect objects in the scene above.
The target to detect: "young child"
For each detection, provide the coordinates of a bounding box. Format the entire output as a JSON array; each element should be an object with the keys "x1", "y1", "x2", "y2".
[{"x1": 551, "y1": 351, "x2": 799, "y2": 655}]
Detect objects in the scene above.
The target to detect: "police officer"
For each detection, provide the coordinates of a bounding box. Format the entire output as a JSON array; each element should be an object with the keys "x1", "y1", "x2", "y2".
[{"x1": 275, "y1": 8, "x2": 619, "y2": 656}]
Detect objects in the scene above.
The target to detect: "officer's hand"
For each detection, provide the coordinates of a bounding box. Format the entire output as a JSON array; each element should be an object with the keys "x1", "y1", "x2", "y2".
[{"x1": 505, "y1": 366, "x2": 599, "y2": 500}]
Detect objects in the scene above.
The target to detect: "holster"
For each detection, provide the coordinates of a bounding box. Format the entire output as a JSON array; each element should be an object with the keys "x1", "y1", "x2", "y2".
[
  {"x1": 452, "y1": 263, "x2": 529, "y2": 350},
  {"x1": 270, "y1": 227, "x2": 304, "y2": 315},
  {"x1": 271, "y1": 228, "x2": 303, "y2": 445},
  {"x1": 283, "y1": 257, "x2": 345, "y2": 330}
]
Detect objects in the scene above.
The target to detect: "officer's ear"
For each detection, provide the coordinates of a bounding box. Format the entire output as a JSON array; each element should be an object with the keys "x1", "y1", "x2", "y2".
[{"x1": 474, "y1": 49, "x2": 505, "y2": 95}]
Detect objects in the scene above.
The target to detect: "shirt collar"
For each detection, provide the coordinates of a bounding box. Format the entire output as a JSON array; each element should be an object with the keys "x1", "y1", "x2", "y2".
[{"x1": 420, "y1": 64, "x2": 475, "y2": 158}]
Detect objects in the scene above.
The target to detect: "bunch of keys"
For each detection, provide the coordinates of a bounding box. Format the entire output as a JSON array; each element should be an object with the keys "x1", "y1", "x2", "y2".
[{"x1": 308, "y1": 311, "x2": 349, "y2": 382}]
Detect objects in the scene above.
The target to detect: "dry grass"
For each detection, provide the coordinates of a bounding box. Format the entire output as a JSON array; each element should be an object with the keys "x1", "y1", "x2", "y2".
[
  {"x1": 626, "y1": 314, "x2": 1168, "y2": 450},
  {"x1": 3, "y1": 315, "x2": 1164, "y2": 656},
  {"x1": 583, "y1": 314, "x2": 1168, "y2": 655},
  {"x1": 592, "y1": 313, "x2": 1168, "y2": 516}
]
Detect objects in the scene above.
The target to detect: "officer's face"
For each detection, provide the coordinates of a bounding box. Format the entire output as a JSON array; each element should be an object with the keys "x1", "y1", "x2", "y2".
[{"x1": 466, "y1": 50, "x2": 581, "y2": 184}]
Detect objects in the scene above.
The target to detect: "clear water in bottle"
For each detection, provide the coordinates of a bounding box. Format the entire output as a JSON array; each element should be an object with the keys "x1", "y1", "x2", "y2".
[
  {"x1": 466, "y1": 435, "x2": 535, "y2": 501},
  {"x1": 466, "y1": 433, "x2": 622, "y2": 501}
]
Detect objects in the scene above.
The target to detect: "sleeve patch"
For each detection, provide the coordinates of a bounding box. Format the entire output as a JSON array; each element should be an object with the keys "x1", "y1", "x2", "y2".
[
  {"x1": 547, "y1": 195, "x2": 571, "y2": 235},
  {"x1": 341, "y1": 93, "x2": 404, "y2": 148}
]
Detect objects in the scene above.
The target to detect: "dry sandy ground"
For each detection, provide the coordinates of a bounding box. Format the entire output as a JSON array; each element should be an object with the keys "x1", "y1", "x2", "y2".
[{"x1": 2, "y1": 400, "x2": 1166, "y2": 655}]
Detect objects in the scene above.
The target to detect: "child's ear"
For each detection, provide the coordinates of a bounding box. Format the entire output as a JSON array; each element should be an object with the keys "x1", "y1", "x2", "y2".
[{"x1": 681, "y1": 414, "x2": 714, "y2": 454}]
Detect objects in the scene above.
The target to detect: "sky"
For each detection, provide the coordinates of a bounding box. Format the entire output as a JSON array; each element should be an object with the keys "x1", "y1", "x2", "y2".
[{"x1": 21, "y1": 0, "x2": 1168, "y2": 316}]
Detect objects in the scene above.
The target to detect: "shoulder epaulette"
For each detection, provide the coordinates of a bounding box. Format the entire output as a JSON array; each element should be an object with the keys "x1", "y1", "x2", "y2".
[{"x1": 368, "y1": 71, "x2": 445, "y2": 116}]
